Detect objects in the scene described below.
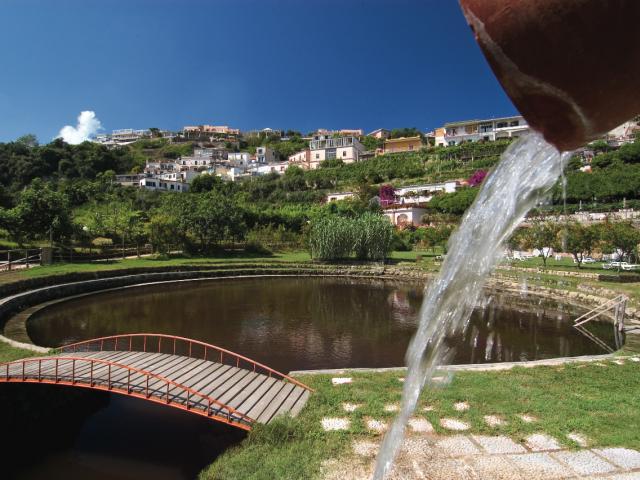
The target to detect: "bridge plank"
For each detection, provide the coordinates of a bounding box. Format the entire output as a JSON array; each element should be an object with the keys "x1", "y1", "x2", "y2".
[
  {"x1": 232, "y1": 376, "x2": 278, "y2": 413},
  {"x1": 271, "y1": 385, "x2": 306, "y2": 421},
  {"x1": 255, "y1": 383, "x2": 296, "y2": 424},
  {"x1": 287, "y1": 388, "x2": 310, "y2": 418}
]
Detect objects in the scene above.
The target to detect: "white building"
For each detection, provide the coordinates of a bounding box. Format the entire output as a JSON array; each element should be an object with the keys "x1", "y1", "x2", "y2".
[
  {"x1": 326, "y1": 192, "x2": 356, "y2": 202},
  {"x1": 175, "y1": 156, "x2": 215, "y2": 170},
  {"x1": 395, "y1": 181, "x2": 458, "y2": 205},
  {"x1": 309, "y1": 135, "x2": 364, "y2": 169},
  {"x1": 288, "y1": 149, "x2": 311, "y2": 169},
  {"x1": 383, "y1": 206, "x2": 427, "y2": 226},
  {"x1": 228, "y1": 152, "x2": 252, "y2": 167},
  {"x1": 249, "y1": 162, "x2": 289, "y2": 176},
  {"x1": 256, "y1": 146, "x2": 277, "y2": 164},
  {"x1": 442, "y1": 115, "x2": 530, "y2": 146},
  {"x1": 139, "y1": 177, "x2": 189, "y2": 192},
  {"x1": 115, "y1": 173, "x2": 147, "y2": 187}
]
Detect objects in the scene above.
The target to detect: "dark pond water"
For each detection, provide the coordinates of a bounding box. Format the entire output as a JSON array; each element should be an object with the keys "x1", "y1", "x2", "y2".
[
  {"x1": 11, "y1": 277, "x2": 619, "y2": 480},
  {"x1": 29, "y1": 277, "x2": 619, "y2": 371}
]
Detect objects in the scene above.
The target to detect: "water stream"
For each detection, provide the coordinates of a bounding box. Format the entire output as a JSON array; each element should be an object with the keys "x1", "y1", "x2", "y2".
[{"x1": 373, "y1": 133, "x2": 571, "y2": 478}]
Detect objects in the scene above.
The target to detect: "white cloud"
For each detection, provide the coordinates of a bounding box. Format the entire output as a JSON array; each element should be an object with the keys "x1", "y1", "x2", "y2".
[{"x1": 58, "y1": 110, "x2": 102, "y2": 144}]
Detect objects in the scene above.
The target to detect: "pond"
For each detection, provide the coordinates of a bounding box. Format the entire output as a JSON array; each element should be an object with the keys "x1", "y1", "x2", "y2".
[{"x1": 28, "y1": 276, "x2": 619, "y2": 371}]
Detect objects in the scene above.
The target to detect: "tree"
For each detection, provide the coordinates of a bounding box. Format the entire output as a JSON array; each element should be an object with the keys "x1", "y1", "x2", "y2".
[
  {"x1": 0, "y1": 179, "x2": 72, "y2": 245},
  {"x1": 564, "y1": 222, "x2": 599, "y2": 268},
  {"x1": 601, "y1": 221, "x2": 640, "y2": 271},
  {"x1": 524, "y1": 221, "x2": 559, "y2": 267}
]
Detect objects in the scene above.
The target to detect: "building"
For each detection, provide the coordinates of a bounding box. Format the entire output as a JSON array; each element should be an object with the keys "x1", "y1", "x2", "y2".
[
  {"x1": 144, "y1": 161, "x2": 178, "y2": 174},
  {"x1": 315, "y1": 128, "x2": 364, "y2": 137},
  {"x1": 309, "y1": 135, "x2": 364, "y2": 169},
  {"x1": 383, "y1": 206, "x2": 427, "y2": 226},
  {"x1": 111, "y1": 129, "x2": 150, "y2": 143},
  {"x1": 174, "y1": 156, "x2": 216, "y2": 171},
  {"x1": 94, "y1": 129, "x2": 150, "y2": 146},
  {"x1": 367, "y1": 128, "x2": 390, "y2": 139},
  {"x1": 605, "y1": 120, "x2": 640, "y2": 146},
  {"x1": 249, "y1": 162, "x2": 289, "y2": 176},
  {"x1": 227, "y1": 152, "x2": 252, "y2": 167},
  {"x1": 382, "y1": 136, "x2": 423, "y2": 154},
  {"x1": 140, "y1": 177, "x2": 190, "y2": 192},
  {"x1": 193, "y1": 147, "x2": 227, "y2": 160},
  {"x1": 326, "y1": 191, "x2": 356, "y2": 202},
  {"x1": 288, "y1": 150, "x2": 311, "y2": 169},
  {"x1": 433, "y1": 128, "x2": 447, "y2": 147},
  {"x1": 115, "y1": 173, "x2": 147, "y2": 187},
  {"x1": 256, "y1": 146, "x2": 277, "y2": 164},
  {"x1": 183, "y1": 125, "x2": 240, "y2": 136},
  {"x1": 395, "y1": 181, "x2": 458, "y2": 204},
  {"x1": 442, "y1": 115, "x2": 529, "y2": 146},
  {"x1": 157, "y1": 170, "x2": 200, "y2": 183}
]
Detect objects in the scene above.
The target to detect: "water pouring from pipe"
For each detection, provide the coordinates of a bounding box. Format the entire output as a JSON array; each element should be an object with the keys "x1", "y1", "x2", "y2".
[{"x1": 373, "y1": 1, "x2": 640, "y2": 477}]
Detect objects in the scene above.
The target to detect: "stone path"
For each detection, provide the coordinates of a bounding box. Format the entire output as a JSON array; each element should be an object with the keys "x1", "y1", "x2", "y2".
[
  {"x1": 323, "y1": 377, "x2": 640, "y2": 479},
  {"x1": 324, "y1": 433, "x2": 640, "y2": 479}
]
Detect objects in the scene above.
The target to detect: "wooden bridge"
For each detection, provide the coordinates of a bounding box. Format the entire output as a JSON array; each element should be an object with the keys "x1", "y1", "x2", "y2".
[{"x1": 0, "y1": 334, "x2": 312, "y2": 431}]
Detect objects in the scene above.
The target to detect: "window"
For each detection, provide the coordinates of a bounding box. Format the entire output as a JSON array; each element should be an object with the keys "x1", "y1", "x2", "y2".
[
  {"x1": 496, "y1": 122, "x2": 507, "y2": 128},
  {"x1": 510, "y1": 120, "x2": 519, "y2": 126},
  {"x1": 326, "y1": 148, "x2": 337, "y2": 160},
  {"x1": 315, "y1": 154, "x2": 320, "y2": 159},
  {"x1": 409, "y1": 145, "x2": 414, "y2": 150},
  {"x1": 170, "y1": 184, "x2": 175, "y2": 190}
]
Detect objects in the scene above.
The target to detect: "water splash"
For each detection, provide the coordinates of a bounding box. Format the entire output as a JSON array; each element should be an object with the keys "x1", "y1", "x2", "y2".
[{"x1": 373, "y1": 133, "x2": 570, "y2": 479}]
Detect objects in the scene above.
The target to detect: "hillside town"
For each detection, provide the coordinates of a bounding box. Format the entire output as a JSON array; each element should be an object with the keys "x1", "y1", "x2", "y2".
[{"x1": 98, "y1": 116, "x2": 640, "y2": 228}]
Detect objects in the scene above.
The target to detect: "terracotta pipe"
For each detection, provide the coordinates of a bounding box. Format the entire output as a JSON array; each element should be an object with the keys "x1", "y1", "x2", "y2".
[{"x1": 458, "y1": 0, "x2": 640, "y2": 151}]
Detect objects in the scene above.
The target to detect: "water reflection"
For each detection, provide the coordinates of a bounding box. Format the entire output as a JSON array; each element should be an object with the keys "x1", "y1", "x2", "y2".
[{"x1": 27, "y1": 277, "x2": 618, "y2": 372}]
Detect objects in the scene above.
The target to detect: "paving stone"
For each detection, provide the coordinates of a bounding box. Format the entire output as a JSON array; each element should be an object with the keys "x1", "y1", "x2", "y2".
[
  {"x1": 484, "y1": 415, "x2": 507, "y2": 427},
  {"x1": 398, "y1": 458, "x2": 477, "y2": 480},
  {"x1": 366, "y1": 418, "x2": 388, "y2": 434},
  {"x1": 352, "y1": 439, "x2": 379, "y2": 457},
  {"x1": 595, "y1": 473, "x2": 640, "y2": 480},
  {"x1": 342, "y1": 402, "x2": 360, "y2": 412},
  {"x1": 518, "y1": 414, "x2": 538, "y2": 423},
  {"x1": 472, "y1": 435, "x2": 527, "y2": 454},
  {"x1": 435, "y1": 435, "x2": 481, "y2": 456},
  {"x1": 440, "y1": 418, "x2": 470, "y2": 431},
  {"x1": 423, "y1": 405, "x2": 435, "y2": 412},
  {"x1": 508, "y1": 452, "x2": 572, "y2": 479},
  {"x1": 321, "y1": 417, "x2": 350, "y2": 431},
  {"x1": 454, "y1": 401, "x2": 470, "y2": 411},
  {"x1": 566, "y1": 433, "x2": 588, "y2": 447},
  {"x1": 629, "y1": 357, "x2": 640, "y2": 362},
  {"x1": 468, "y1": 455, "x2": 525, "y2": 480},
  {"x1": 552, "y1": 450, "x2": 616, "y2": 476},
  {"x1": 384, "y1": 403, "x2": 399, "y2": 412},
  {"x1": 525, "y1": 433, "x2": 562, "y2": 451},
  {"x1": 397, "y1": 377, "x2": 405, "y2": 383},
  {"x1": 331, "y1": 377, "x2": 352, "y2": 385},
  {"x1": 408, "y1": 417, "x2": 434, "y2": 433},
  {"x1": 613, "y1": 359, "x2": 626, "y2": 365},
  {"x1": 593, "y1": 448, "x2": 640, "y2": 469}
]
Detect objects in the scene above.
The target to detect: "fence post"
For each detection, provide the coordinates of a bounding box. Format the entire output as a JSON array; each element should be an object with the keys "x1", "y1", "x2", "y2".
[
  {"x1": 40, "y1": 247, "x2": 53, "y2": 266},
  {"x1": 25, "y1": 249, "x2": 29, "y2": 269},
  {"x1": 7, "y1": 250, "x2": 11, "y2": 271}
]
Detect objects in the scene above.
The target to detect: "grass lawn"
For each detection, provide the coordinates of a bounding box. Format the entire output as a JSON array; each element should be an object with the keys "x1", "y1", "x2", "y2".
[
  {"x1": 0, "y1": 342, "x2": 40, "y2": 363},
  {"x1": 201, "y1": 359, "x2": 640, "y2": 479},
  {"x1": 0, "y1": 251, "x2": 313, "y2": 284},
  {"x1": 506, "y1": 256, "x2": 636, "y2": 276}
]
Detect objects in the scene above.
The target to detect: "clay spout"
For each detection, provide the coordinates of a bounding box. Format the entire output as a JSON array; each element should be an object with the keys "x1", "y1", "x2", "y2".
[{"x1": 459, "y1": 0, "x2": 640, "y2": 151}]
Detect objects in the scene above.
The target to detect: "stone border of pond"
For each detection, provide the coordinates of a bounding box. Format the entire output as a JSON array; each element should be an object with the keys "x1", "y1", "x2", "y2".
[{"x1": 0, "y1": 263, "x2": 626, "y2": 362}]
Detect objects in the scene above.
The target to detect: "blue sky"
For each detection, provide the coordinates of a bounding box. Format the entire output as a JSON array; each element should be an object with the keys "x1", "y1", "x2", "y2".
[{"x1": 0, "y1": 0, "x2": 518, "y2": 143}]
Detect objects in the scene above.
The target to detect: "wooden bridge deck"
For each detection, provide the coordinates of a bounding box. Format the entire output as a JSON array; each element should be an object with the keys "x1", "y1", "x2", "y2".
[{"x1": 0, "y1": 334, "x2": 312, "y2": 430}]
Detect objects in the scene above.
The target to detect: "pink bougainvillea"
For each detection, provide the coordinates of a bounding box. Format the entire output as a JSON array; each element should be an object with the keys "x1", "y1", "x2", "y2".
[
  {"x1": 379, "y1": 184, "x2": 396, "y2": 206},
  {"x1": 468, "y1": 169, "x2": 488, "y2": 187}
]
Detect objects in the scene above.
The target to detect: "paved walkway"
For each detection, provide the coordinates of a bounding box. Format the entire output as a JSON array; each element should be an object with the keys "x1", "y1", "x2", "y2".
[{"x1": 324, "y1": 432, "x2": 640, "y2": 479}]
